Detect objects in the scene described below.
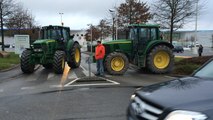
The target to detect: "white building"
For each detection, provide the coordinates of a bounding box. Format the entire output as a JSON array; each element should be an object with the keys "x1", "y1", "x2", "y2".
[
  {"x1": 164, "y1": 30, "x2": 213, "y2": 47},
  {"x1": 70, "y1": 30, "x2": 87, "y2": 51}
]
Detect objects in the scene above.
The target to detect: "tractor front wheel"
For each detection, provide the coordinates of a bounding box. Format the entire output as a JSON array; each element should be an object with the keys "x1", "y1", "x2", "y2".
[
  {"x1": 53, "y1": 51, "x2": 65, "y2": 74},
  {"x1": 68, "y1": 43, "x2": 81, "y2": 68},
  {"x1": 105, "y1": 52, "x2": 129, "y2": 75},
  {"x1": 21, "y1": 50, "x2": 35, "y2": 73},
  {"x1": 147, "y1": 45, "x2": 174, "y2": 74}
]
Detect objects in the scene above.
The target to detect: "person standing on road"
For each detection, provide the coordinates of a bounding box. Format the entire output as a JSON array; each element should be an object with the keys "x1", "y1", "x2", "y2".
[
  {"x1": 95, "y1": 40, "x2": 105, "y2": 76},
  {"x1": 198, "y1": 44, "x2": 203, "y2": 57}
]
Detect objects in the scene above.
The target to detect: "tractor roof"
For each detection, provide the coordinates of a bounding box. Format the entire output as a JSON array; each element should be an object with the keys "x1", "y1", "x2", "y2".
[
  {"x1": 42, "y1": 25, "x2": 70, "y2": 29},
  {"x1": 129, "y1": 24, "x2": 160, "y2": 28}
]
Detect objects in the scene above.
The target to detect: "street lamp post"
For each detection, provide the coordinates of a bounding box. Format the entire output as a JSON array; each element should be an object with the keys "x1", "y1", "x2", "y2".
[
  {"x1": 59, "y1": 12, "x2": 64, "y2": 26},
  {"x1": 87, "y1": 24, "x2": 93, "y2": 77},
  {"x1": 112, "y1": 17, "x2": 115, "y2": 40},
  {"x1": 195, "y1": 0, "x2": 198, "y2": 44},
  {"x1": 192, "y1": 0, "x2": 199, "y2": 55}
]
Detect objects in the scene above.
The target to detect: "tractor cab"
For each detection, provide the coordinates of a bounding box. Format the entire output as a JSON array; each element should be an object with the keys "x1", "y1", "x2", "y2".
[
  {"x1": 129, "y1": 24, "x2": 160, "y2": 51},
  {"x1": 41, "y1": 25, "x2": 70, "y2": 43},
  {"x1": 128, "y1": 24, "x2": 173, "y2": 71}
]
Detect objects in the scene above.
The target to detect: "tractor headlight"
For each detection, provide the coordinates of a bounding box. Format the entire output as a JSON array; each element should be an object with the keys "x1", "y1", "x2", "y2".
[
  {"x1": 165, "y1": 110, "x2": 207, "y2": 120},
  {"x1": 34, "y1": 48, "x2": 43, "y2": 52}
]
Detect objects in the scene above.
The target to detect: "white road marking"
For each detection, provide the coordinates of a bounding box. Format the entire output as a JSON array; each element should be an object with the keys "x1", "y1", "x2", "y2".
[
  {"x1": 80, "y1": 65, "x2": 95, "y2": 76},
  {"x1": 82, "y1": 69, "x2": 95, "y2": 77},
  {"x1": 47, "y1": 73, "x2": 55, "y2": 80},
  {"x1": 49, "y1": 84, "x2": 64, "y2": 88},
  {"x1": 61, "y1": 77, "x2": 120, "y2": 87},
  {"x1": 80, "y1": 65, "x2": 87, "y2": 71},
  {"x1": 50, "y1": 65, "x2": 120, "y2": 88},
  {"x1": 21, "y1": 87, "x2": 35, "y2": 90},
  {"x1": 51, "y1": 82, "x2": 118, "y2": 88},
  {"x1": 64, "y1": 78, "x2": 80, "y2": 87},
  {"x1": 64, "y1": 83, "x2": 118, "y2": 87},
  {"x1": 68, "y1": 71, "x2": 78, "y2": 79},
  {"x1": 99, "y1": 77, "x2": 120, "y2": 85},
  {"x1": 164, "y1": 76, "x2": 176, "y2": 79}
]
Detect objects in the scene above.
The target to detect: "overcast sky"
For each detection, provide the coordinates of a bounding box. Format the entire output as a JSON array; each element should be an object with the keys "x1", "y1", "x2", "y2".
[{"x1": 17, "y1": 0, "x2": 213, "y2": 30}]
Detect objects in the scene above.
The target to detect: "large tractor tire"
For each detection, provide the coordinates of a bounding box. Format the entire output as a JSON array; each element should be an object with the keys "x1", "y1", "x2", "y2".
[
  {"x1": 147, "y1": 45, "x2": 174, "y2": 74},
  {"x1": 53, "y1": 50, "x2": 65, "y2": 74},
  {"x1": 43, "y1": 63, "x2": 52, "y2": 69},
  {"x1": 105, "y1": 52, "x2": 129, "y2": 75},
  {"x1": 68, "y1": 43, "x2": 81, "y2": 68},
  {"x1": 21, "y1": 50, "x2": 35, "y2": 73}
]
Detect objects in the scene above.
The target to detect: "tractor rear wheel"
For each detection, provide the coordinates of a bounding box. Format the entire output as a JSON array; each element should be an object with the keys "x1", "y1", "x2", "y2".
[
  {"x1": 43, "y1": 63, "x2": 52, "y2": 69},
  {"x1": 21, "y1": 50, "x2": 35, "y2": 73},
  {"x1": 105, "y1": 52, "x2": 129, "y2": 75},
  {"x1": 68, "y1": 43, "x2": 81, "y2": 68},
  {"x1": 147, "y1": 45, "x2": 174, "y2": 74},
  {"x1": 53, "y1": 50, "x2": 65, "y2": 74}
]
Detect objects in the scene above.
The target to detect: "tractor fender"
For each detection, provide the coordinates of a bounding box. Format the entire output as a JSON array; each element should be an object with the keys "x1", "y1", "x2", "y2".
[
  {"x1": 66, "y1": 40, "x2": 80, "y2": 62},
  {"x1": 139, "y1": 41, "x2": 173, "y2": 68},
  {"x1": 66, "y1": 40, "x2": 80, "y2": 52},
  {"x1": 113, "y1": 50, "x2": 130, "y2": 61},
  {"x1": 145, "y1": 41, "x2": 174, "y2": 55}
]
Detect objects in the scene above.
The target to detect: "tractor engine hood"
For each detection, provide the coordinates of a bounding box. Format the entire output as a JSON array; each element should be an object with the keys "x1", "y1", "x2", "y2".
[
  {"x1": 103, "y1": 39, "x2": 131, "y2": 45},
  {"x1": 32, "y1": 39, "x2": 56, "y2": 52},
  {"x1": 33, "y1": 39, "x2": 56, "y2": 45}
]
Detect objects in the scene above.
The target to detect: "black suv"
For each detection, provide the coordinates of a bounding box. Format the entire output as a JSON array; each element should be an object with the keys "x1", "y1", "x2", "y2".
[
  {"x1": 173, "y1": 45, "x2": 184, "y2": 53},
  {"x1": 127, "y1": 58, "x2": 213, "y2": 120}
]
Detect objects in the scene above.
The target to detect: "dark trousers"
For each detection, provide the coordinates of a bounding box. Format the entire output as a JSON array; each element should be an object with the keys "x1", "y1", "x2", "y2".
[
  {"x1": 96, "y1": 59, "x2": 104, "y2": 75},
  {"x1": 199, "y1": 52, "x2": 202, "y2": 57}
]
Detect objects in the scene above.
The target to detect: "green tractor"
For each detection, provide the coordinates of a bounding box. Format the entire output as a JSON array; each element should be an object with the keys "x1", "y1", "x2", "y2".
[
  {"x1": 102, "y1": 24, "x2": 174, "y2": 75},
  {"x1": 21, "y1": 25, "x2": 81, "y2": 74}
]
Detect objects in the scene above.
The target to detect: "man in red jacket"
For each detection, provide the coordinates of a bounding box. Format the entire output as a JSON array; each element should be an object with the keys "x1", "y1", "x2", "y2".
[{"x1": 95, "y1": 40, "x2": 105, "y2": 76}]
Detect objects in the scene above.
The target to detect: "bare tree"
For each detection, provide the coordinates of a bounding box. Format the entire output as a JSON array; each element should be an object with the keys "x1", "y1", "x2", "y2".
[
  {"x1": 85, "y1": 25, "x2": 101, "y2": 41},
  {"x1": 0, "y1": 0, "x2": 16, "y2": 51},
  {"x1": 97, "y1": 19, "x2": 111, "y2": 40},
  {"x1": 153, "y1": 0, "x2": 200, "y2": 44},
  {"x1": 85, "y1": 19, "x2": 111, "y2": 41},
  {"x1": 117, "y1": 0, "x2": 152, "y2": 28},
  {"x1": 5, "y1": 4, "x2": 37, "y2": 31}
]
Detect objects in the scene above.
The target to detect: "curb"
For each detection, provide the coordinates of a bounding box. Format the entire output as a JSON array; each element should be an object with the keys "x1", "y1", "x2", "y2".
[
  {"x1": 167, "y1": 74, "x2": 188, "y2": 78},
  {"x1": 0, "y1": 64, "x2": 20, "y2": 72},
  {"x1": 175, "y1": 56, "x2": 192, "y2": 58},
  {"x1": 0, "y1": 65, "x2": 41, "y2": 82}
]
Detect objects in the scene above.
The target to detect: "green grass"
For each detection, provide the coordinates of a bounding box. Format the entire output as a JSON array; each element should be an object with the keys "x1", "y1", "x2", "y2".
[
  {"x1": 0, "y1": 52, "x2": 20, "y2": 70},
  {"x1": 174, "y1": 57, "x2": 184, "y2": 62},
  {"x1": 173, "y1": 64, "x2": 201, "y2": 75},
  {"x1": 173, "y1": 56, "x2": 213, "y2": 75}
]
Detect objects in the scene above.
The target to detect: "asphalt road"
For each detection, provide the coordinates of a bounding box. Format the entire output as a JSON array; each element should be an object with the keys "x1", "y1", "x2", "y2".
[{"x1": 0, "y1": 53, "x2": 175, "y2": 120}]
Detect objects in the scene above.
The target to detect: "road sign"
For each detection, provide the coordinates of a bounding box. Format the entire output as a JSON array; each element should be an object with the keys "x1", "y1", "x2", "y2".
[{"x1": 14, "y1": 35, "x2": 30, "y2": 54}]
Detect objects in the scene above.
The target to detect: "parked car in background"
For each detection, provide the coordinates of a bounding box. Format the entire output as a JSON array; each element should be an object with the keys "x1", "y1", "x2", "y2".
[
  {"x1": 127, "y1": 58, "x2": 213, "y2": 120},
  {"x1": 173, "y1": 45, "x2": 184, "y2": 53},
  {"x1": 4, "y1": 44, "x2": 10, "y2": 48}
]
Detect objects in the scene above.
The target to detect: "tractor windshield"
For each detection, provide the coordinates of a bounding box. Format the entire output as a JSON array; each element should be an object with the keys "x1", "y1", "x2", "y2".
[
  {"x1": 129, "y1": 28, "x2": 137, "y2": 40},
  {"x1": 42, "y1": 29, "x2": 62, "y2": 40},
  {"x1": 129, "y1": 27, "x2": 158, "y2": 41}
]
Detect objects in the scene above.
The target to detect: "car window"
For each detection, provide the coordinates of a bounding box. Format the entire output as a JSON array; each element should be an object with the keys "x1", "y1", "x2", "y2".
[{"x1": 194, "y1": 60, "x2": 213, "y2": 78}]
